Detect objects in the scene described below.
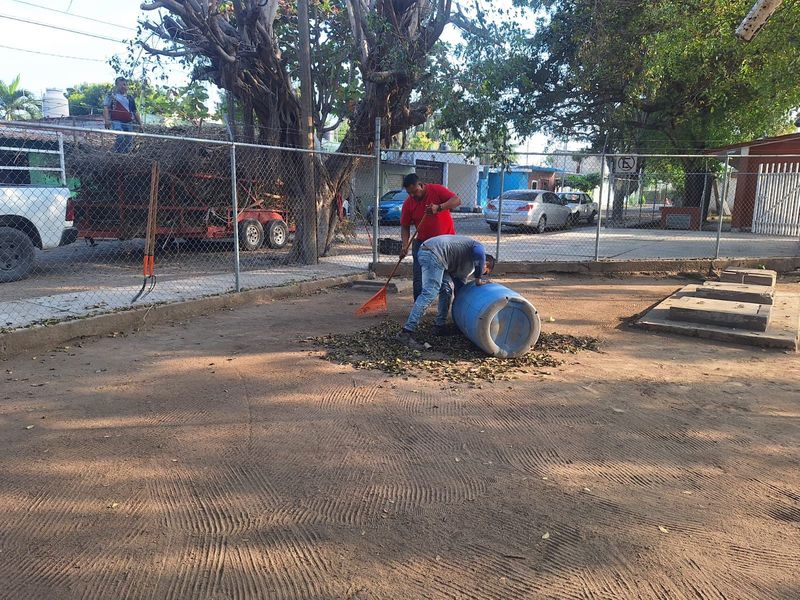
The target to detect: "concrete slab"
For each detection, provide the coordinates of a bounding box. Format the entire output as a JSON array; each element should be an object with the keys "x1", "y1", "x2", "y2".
[
  {"x1": 350, "y1": 278, "x2": 412, "y2": 294},
  {"x1": 638, "y1": 285, "x2": 799, "y2": 351},
  {"x1": 720, "y1": 268, "x2": 777, "y2": 287},
  {"x1": 693, "y1": 281, "x2": 775, "y2": 305},
  {"x1": 669, "y1": 296, "x2": 770, "y2": 331}
]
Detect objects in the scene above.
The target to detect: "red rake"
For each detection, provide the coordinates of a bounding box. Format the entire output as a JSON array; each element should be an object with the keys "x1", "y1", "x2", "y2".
[{"x1": 355, "y1": 215, "x2": 425, "y2": 317}]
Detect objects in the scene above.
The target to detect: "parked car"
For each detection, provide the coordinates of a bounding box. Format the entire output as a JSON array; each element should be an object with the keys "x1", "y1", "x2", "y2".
[
  {"x1": 557, "y1": 191, "x2": 598, "y2": 224},
  {"x1": 365, "y1": 189, "x2": 408, "y2": 225},
  {"x1": 483, "y1": 189, "x2": 573, "y2": 233}
]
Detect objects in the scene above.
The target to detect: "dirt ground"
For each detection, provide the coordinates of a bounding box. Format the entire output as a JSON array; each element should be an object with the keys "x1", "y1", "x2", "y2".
[{"x1": 1, "y1": 275, "x2": 798, "y2": 600}]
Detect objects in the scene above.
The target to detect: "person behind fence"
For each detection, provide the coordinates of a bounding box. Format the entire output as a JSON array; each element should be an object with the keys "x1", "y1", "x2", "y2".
[
  {"x1": 103, "y1": 77, "x2": 143, "y2": 153},
  {"x1": 399, "y1": 173, "x2": 461, "y2": 304},
  {"x1": 396, "y1": 235, "x2": 495, "y2": 349}
]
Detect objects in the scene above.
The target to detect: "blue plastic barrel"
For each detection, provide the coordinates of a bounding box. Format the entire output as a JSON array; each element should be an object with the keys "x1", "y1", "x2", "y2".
[{"x1": 452, "y1": 282, "x2": 541, "y2": 358}]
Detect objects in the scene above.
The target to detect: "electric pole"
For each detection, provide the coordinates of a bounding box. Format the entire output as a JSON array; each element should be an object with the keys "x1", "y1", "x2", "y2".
[{"x1": 297, "y1": 0, "x2": 318, "y2": 264}]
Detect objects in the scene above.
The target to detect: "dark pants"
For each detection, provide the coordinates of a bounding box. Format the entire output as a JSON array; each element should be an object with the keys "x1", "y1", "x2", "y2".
[
  {"x1": 111, "y1": 121, "x2": 134, "y2": 153},
  {"x1": 412, "y1": 239, "x2": 453, "y2": 318}
]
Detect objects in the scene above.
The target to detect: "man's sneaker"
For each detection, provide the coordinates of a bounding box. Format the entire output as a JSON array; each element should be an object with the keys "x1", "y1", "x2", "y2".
[{"x1": 396, "y1": 329, "x2": 426, "y2": 350}]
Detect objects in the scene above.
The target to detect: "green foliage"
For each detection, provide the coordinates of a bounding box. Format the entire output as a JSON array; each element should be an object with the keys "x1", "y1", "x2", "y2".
[
  {"x1": 0, "y1": 75, "x2": 40, "y2": 120},
  {"x1": 67, "y1": 81, "x2": 211, "y2": 124},
  {"x1": 66, "y1": 83, "x2": 109, "y2": 116},
  {"x1": 564, "y1": 173, "x2": 601, "y2": 192},
  {"x1": 446, "y1": 1, "x2": 800, "y2": 156}
]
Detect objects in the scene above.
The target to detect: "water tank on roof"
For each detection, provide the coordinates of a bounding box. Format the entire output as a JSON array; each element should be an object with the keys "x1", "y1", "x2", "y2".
[{"x1": 42, "y1": 88, "x2": 69, "y2": 118}]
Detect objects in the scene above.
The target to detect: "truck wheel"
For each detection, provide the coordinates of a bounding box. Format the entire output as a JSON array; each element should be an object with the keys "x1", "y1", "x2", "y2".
[
  {"x1": 265, "y1": 220, "x2": 288, "y2": 249},
  {"x1": 238, "y1": 219, "x2": 264, "y2": 251},
  {"x1": 0, "y1": 226, "x2": 35, "y2": 283},
  {"x1": 489, "y1": 222, "x2": 498, "y2": 232}
]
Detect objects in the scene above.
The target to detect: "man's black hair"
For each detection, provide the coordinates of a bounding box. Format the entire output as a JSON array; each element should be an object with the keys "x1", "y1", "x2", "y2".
[
  {"x1": 485, "y1": 254, "x2": 496, "y2": 273},
  {"x1": 115, "y1": 76, "x2": 127, "y2": 84},
  {"x1": 402, "y1": 173, "x2": 420, "y2": 188}
]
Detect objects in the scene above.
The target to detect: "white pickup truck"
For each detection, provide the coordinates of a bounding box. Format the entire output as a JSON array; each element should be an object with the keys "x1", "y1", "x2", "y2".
[{"x1": 0, "y1": 129, "x2": 77, "y2": 282}]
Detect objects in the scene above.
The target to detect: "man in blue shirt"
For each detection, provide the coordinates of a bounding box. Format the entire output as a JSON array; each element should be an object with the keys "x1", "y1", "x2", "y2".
[
  {"x1": 397, "y1": 235, "x2": 495, "y2": 349},
  {"x1": 103, "y1": 77, "x2": 143, "y2": 153}
]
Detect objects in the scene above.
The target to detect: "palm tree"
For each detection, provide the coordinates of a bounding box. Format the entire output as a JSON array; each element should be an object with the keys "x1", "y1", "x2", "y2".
[{"x1": 0, "y1": 75, "x2": 40, "y2": 120}]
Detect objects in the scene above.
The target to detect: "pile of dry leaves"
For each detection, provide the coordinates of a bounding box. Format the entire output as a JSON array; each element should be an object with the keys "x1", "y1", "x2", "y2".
[{"x1": 310, "y1": 320, "x2": 600, "y2": 385}]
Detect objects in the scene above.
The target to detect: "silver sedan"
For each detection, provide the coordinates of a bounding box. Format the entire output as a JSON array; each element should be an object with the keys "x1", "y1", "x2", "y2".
[{"x1": 484, "y1": 190, "x2": 573, "y2": 233}]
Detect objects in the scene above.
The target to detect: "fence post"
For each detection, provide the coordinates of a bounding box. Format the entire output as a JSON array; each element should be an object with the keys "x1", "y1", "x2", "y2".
[
  {"x1": 230, "y1": 143, "x2": 242, "y2": 292},
  {"x1": 699, "y1": 159, "x2": 709, "y2": 223},
  {"x1": 714, "y1": 153, "x2": 731, "y2": 260},
  {"x1": 57, "y1": 132, "x2": 66, "y2": 186},
  {"x1": 372, "y1": 117, "x2": 381, "y2": 269},
  {"x1": 495, "y1": 165, "x2": 506, "y2": 261},
  {"x1": 594, "y1": 153, "x2": 607, "y2": 261}
]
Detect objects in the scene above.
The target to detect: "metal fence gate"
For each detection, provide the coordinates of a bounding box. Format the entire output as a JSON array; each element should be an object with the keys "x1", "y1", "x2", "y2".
[{"x1": 753, "y1": 162, "x2": 800, "y2": 236}]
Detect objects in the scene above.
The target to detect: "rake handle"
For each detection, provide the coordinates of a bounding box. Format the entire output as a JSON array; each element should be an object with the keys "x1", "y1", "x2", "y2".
[
  {"x1": 143, "y1": 162, "x2": 159, "y2": 276},
  {"x1": 381, "y1": 213, "x2": 427, "y2": 290}
]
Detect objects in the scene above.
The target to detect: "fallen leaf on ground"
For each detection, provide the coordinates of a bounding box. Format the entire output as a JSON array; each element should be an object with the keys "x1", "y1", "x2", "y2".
[
  {"x1": 659, "y1": 526, "x2": 669, "y2": 533},
  {"x1": 541, "y1": 532, "x2": 550, "y2": 540}
]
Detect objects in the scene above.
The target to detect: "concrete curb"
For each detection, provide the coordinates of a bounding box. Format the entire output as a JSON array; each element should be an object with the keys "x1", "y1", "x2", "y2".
[
  {"x1": 371, "y1": 257, "x2": 800, "y2": 278},
  {"x1": 0, "y1": 274, "x2": 363, "y2": 359}
]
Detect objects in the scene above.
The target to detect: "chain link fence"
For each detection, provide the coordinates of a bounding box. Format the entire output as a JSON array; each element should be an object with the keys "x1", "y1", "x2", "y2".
[
  {"x1": 2, "y1": 122, "x2": 799, "y2": 332},
  {"x1": 370, "y1": 149, "x2": 800, "y2": 268},
  {"x1": 0, "y1": 122, "x2": 373, "y2": 331}
]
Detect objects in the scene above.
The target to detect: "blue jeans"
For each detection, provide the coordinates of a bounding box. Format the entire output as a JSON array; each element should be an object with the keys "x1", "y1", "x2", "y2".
[
  {"x1": 403, "y1": 249, "x2": 453, "y2": 332},
  {"x1": 412, "y1": 238, "x2": 451, "y2": 306},
  {"x1": 112, "y1": 121, "x2": 134, "y2": 153}
]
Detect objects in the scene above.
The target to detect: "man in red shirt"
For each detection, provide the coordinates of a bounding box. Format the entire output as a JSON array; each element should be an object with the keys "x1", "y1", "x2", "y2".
[{"x1": 399, "y1": 173, "x2": 462, "y2": 306}]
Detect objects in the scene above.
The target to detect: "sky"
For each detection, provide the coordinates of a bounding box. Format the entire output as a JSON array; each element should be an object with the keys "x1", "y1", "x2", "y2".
[
  {"x1": 0, "y1": 0, "x2": 557, "y2": 154},
  {"x1": 0, "y1": 0, "x2": 190, "y2": 93}
]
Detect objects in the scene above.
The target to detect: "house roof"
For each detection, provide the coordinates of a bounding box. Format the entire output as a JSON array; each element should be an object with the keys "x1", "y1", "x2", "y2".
[{"x1": 704, "y1": 132, "x2": 800, "y2": 155}]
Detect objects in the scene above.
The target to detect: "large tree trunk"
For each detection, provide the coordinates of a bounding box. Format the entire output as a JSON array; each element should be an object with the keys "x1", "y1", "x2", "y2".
[{"x1": 140, "y1": 0, "x2": 450, "y2": 263}]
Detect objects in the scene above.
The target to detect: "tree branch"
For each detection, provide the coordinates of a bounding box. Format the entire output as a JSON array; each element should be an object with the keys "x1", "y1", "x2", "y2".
[{"x1": 138, "y1": 41, "x2": 197, "y2": 58}]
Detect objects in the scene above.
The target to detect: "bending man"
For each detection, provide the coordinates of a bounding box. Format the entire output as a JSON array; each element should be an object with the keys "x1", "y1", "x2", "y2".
[
  {"x1": 399, "y1": 173, "x2": 461, "y2": 301},
  {"x1": 397, "y1": 235, "x2": 495, "y2": 349}
]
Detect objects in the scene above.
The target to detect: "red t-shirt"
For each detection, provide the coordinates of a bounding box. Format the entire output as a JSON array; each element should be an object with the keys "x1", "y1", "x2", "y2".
[{"x1": 399, "y1": 183, "x2": 457, "y2": 242}]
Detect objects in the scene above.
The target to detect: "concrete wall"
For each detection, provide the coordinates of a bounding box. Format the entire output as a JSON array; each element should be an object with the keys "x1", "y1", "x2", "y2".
[
  {"x1": 446, "y1": 162, "x2": 479, "y2": 209},
  {"x1": 350, "y1": 162, "x2": 413, "y2": 215}
]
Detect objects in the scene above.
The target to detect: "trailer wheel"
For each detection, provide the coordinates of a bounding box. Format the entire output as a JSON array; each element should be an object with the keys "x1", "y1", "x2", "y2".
[
  {"x1": 0, "y1": 226, "x2": 35, "y2": 283},
  {"x1": 239, "y1": 219, "x2": 265, "y2": 251},
  {"x1": 265, "y1": 220, "x2": 288, "y2": 249}
]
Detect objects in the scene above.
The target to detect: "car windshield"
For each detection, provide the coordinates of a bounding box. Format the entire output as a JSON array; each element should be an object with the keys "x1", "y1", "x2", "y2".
[{"x1": 558, "y1": 193, "x2": 581, "y2": 202}]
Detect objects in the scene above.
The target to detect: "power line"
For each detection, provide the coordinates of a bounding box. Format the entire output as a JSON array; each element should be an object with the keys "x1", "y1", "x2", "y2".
[
  {"x1": 0, "y1": 42, "x2": 106, "y2": 62},
  {"x1": 9, "y1": 0, "x2": 135, "y2": 31},
  {"x1": 0, "y1": 13, "x2": 127, "y2": 43}
]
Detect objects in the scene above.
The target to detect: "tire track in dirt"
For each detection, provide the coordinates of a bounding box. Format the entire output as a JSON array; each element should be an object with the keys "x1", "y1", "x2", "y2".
[
  {"x1": 253, "y1": 525, "x2": 334, "y2": 600},
  {"x1": 316, "y1": 382, "x2": 382, "y2": 411},
  {"x1": 1, "y1": 484, "x2": 151, "y2": 599},
  {"x1": 221, "y1": 542, "x2": 273, "y2": 600},
  {"x1": 147, "y1": 465, "x2": 257, "y2": 536},
  {"x1": 0, "y1": 472, "x2": 131, "y2": 597},
  {"x1": 164, "y1": 533, "x2": 227, "y2": 600}
]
